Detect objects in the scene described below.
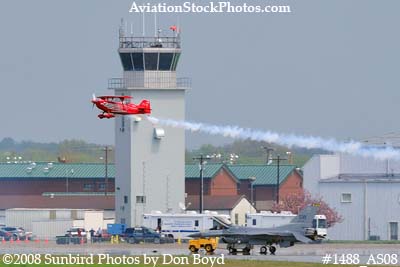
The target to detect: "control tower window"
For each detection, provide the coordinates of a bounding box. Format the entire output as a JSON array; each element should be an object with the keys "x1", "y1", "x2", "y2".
[
  {"x1": 159, "y1": 53, "x2": 173, "y2": 71},
  {"x1": 119, "y1": 53, "x2": 133, "y2": 71},
  {"x1": 144, "y1": 53, "x2": 159, "y2": 70},
  {"x1": 171, "y1": 53, "x2": 181, "y2": 71},
  {"x1": 132, "y1": 53, "x2": 144, "y2": 71}
]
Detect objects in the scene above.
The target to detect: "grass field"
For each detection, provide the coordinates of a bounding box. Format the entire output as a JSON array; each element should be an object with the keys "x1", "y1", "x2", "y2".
[
  {"x1": 0, "y1": 254, "x2": 353, "y2": 267},
  {"x1": 224, "y1": 261, "x2": 350, "y2": 267},
  {"x1": 324, "y1": 240, "x2": 400, "y2": 244},
  {"x1": 0, "y1": 260, "x2": 348, "y2": 267}
]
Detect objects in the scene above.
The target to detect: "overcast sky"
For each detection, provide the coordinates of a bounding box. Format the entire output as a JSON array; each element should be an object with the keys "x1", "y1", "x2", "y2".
[{"x1": 0, "y1": 0, "x2": 399, "y2": 148}]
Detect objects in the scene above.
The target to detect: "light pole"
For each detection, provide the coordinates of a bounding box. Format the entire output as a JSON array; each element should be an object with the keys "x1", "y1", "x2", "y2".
[
  {"x1": 229, "y1": 153, "x2": 239, "y2": 165},
  {"x1": 66, "y1": 169, "x2": 74, "y2": 193},
  {"x1": 65, "y1": 169, "x2": 69, "y2": 193},
  {"x1": 193, "y1": 155, "x2": 211, "y2": 214},
  {"x1": 103, "y1": 146, "x2": 112, "y2": 196},
  {"x1": 207, "y1": 153, "x2": 222, "y2": 163},
  {"x1": 248, "y1": 176, "x2": 256, "y2": 209},
  {"x1": 271, "y1": 155, "x2": 287, "y2": 204}
]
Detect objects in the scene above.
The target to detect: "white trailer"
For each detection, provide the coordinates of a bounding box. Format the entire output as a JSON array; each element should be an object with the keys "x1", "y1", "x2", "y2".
[
  {"x1": 143, "y1": 211, "x2": 231, "y2": 239},
  {"x1": 246, "y1": 211, "x2": 296, "y2": 228}
]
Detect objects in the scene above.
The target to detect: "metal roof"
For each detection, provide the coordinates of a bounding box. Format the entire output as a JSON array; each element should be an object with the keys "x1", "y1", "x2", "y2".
[
  {"x1": 185, "y1": 164, "x2": 298, "y2": 186},
  {"x1": 320, "y1": 173, "x2": 400, "y2": 183},
  {"x1": 0, "y1": 163, "x2": 115, "y2": 179},
  {"x1": 0, "y1": 162, "x2": 298, "y2": 186},
  {"x1": 227, "y1": 165, "x2": 297, "y2": 186},
  {"x1": 185, "y1": 164, "x2": 223, "y2": 179}
]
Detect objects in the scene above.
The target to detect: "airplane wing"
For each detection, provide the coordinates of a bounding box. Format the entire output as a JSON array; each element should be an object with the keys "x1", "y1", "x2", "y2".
[
  {"x1": 98, "y1": 95, "x2": 132, "y2": 100},
  {"x1": 291, "y1": 231, "x2": 313, "y2": 243},
  {"x1": 188, "y1": 230, "x2": 224, "y2": 238},
  {"x1": 190, "y1": 227, "x2": 312, "y2": 244},
  {"x1": 246, "y1": 230, "x2": 312, "y2": 244}
]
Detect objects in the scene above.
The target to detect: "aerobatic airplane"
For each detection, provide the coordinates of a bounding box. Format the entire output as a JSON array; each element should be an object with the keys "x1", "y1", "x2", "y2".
[{"x1": 91, "y1": 94, "x2": 151, "y2": 119}]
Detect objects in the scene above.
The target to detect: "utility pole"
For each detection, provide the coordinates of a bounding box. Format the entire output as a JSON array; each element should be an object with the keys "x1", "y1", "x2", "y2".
[
  {"x1": 103, "y1": 146, "x2": 112, "y2": 196},
  {"x1": 193, "y1": 155, "x2": 211, "y2": 213},
  {"x1": 271, "y1": 155, "x2": 287, "y2": 204}
]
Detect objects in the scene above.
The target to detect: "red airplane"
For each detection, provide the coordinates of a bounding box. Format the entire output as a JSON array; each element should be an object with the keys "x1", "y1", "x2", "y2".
[{"x1": 91, "y1": 94, "x2": 151, "y2": 119}]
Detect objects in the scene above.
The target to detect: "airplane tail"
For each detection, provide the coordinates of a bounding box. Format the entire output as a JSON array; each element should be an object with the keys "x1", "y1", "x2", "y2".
[
  {"x1": 290, "y1": 205, "x2": 318, "y2": 227},
  {"x1": 139, "y1": 100, "x2": 151, "y2": 114}
]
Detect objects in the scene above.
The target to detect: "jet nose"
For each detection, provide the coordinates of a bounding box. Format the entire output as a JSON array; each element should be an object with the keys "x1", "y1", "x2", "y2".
[{"x1": 188, "y1": 232, "x2": 202, "y2": 238}]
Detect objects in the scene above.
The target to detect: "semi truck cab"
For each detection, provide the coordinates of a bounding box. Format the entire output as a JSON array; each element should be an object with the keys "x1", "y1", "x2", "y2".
[{"x1": 306, "y1": 214, "x2": 327, "y2": 239}]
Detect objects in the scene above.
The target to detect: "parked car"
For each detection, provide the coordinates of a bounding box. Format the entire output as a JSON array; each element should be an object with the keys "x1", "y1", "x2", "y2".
[
  {"x1": 0, "y1": 229, "x2": 15, "y2": 241},
  {"x1": 123, "y1": 226, "x2": 172, "y2": 244},
  {"x1": 66, "y1": 227, "x2": 87, "y2": 237},
  {"x1": 92, "y1": 229, "x2": 111, "y2": 242},
  {"x1": 56, "y1": 227, "x2": 87, "y2": 245},
  {"x1": 0, "y1": 227, "x2": 26, "y2": 240}
]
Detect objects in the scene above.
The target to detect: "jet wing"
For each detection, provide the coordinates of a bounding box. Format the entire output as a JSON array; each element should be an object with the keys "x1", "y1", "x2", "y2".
[
  {"x1": 242, "y1": 229, "x2": 312, "y2": 243},
  {"x1": 291, "y1": 231, "x2": 313, "y2": 243},
  {"x1": 248, "y1": 231, "x2": 312, "y2": 243},
  {"x1": 189, "y1": 230, "x2": 224, "y2": 238},
  {"x1": 190, "y1": 228, "x2": 312, "y2": 244}
]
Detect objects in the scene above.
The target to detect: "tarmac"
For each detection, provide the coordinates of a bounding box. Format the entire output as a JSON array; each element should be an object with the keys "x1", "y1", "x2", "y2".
[{"x1": 1, "y1": 242, "x2": 400, "y2": 263}]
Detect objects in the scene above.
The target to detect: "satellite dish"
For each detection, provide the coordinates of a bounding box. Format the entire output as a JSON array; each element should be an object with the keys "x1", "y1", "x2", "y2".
[{"x1": 179, "y1": 202, "x2": 186, "y2": 211}]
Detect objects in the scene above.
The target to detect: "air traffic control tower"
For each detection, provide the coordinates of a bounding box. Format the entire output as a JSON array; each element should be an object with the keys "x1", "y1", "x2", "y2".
[{"x1": 109, "y1": 26, "x2": 190, "y2": 226}]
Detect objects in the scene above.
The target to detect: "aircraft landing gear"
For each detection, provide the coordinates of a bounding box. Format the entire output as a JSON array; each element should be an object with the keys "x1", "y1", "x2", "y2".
[
  {"x1": 228, "y1": 244, "x2": 252, "y2": 255},
  {"x1": 242, "y1": 247, "x2": 251, "y2": 255},
  {"x1": 260, "y1": 246, "x2": 268, "y2": 255},
  {"x1": 228, "y1": 247, "x2": 237, "y2": 255},
  {"x1": 260, "y1": 245, "x2": 276, "y2": 255}
]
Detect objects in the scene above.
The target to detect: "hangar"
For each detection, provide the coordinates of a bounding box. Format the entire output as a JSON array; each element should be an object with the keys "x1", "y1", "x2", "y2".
[{"x1": 304, "y1": 153, "x2": 400, "y2": 240}]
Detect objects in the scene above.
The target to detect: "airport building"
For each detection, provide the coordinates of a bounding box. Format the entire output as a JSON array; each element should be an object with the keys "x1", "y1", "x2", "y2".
[
  {"x1": 109, "y1": 27, "x2": 190, "y2": 226},
  {"x1": 185, "y1": 164, "x2": 303, "y2": 210},
  {"x1": 304, "y1": 153, "x2": 400, "y2": 240},
  {"x1": 0, "y1": 162, "x2": 303, "y2": 227},
  {"x1": 0, "y1": 162, "x2": 115, "y2": 209}
]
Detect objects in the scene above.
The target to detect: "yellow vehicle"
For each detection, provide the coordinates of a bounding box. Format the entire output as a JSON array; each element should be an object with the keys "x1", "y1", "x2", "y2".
[{"x1": 189, "y1": 238, "x2": 217, "y2": 253}]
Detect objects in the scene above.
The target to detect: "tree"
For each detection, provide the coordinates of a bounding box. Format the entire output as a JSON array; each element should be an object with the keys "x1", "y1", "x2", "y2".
[{"x1": 271, "y1": 189, "x2": 343, "y2": 227}]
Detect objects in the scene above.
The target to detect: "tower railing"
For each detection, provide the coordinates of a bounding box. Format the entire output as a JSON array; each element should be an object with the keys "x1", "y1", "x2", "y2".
[
  {"x1": 108, "y1": 77, "x2": 191, "y2": 89},
  {"x1": 119, "y1": 36, "x2": 181, "y2": 49}
]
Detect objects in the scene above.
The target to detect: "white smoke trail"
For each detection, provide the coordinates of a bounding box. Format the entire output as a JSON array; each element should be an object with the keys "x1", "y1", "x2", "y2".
[{"x1": 148, "y1": 117, "x2": 400, "y2": 160}]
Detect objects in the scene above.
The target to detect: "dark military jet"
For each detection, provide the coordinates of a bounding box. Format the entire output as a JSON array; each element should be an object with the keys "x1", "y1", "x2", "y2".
[{"x1": 189, "y1": 205, "x2": 327, "y2": 255}]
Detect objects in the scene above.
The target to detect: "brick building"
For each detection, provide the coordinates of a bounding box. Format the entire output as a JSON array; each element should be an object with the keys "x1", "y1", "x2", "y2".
[
  {"x1": 185, "y1": 164, "x2": 303, "y2": 210},
  {"x1": 0, "y1": 162, "x2": 302, "y2": 212},
  {"x1": 0, "y1": 162, "x2": 115, "y2": 210}
]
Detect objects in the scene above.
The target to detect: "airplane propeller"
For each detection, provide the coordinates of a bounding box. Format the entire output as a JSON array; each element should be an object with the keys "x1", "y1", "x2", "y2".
[{"x1": 92, "y1": 93, "x2": 96, "y2": 108}]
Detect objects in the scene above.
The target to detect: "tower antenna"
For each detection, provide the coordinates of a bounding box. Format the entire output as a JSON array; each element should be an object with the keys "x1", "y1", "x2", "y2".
[
  {"x1": 177, "y1": 16, "x2": 181, "y2": 38},
  {"x1": 119, "y1": 18, "x2": 125, "y2": 38},
  {"x1": 142, "y1": 6, "x2": 145, "y2": 36},
  {"x1": 154, "y1": 12, "x2": 157, "y2": 37}
]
